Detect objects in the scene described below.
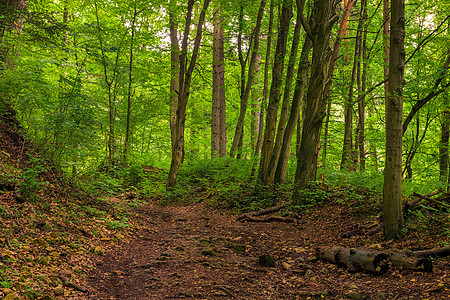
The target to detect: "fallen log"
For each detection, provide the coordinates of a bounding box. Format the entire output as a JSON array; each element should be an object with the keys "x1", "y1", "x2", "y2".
[
  {"x1": 319, "y1": 246, "x2": 433, "y2": 273},
  {"x1": 320, "y1": 246, "x2": 389, "y2": 274},
  {"x1": 413, "y1": 245, "x2": 450, "y2": 258},
  {"x1": 388, "y1": 251, "x2": 433, "y2": 272}
]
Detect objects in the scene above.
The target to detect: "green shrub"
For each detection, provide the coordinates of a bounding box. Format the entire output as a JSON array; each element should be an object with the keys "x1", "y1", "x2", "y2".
[{"x1": 179, "y1": 157, "x2": 252, "y2": 185}]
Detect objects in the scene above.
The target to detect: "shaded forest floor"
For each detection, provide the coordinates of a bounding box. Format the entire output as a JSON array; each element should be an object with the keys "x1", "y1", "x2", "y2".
[
  {"x1": 0, "y1": 115, "x2": 449, "y2": 300},
  {"x1": 83, "y1": 197, "x2": 449, "y2": 300}
]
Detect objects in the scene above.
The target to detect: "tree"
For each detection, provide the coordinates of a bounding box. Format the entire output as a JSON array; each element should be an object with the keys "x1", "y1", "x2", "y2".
[
  {"x1": 124, "y1": 3, "x2": 138, "y2": 161},
  {"x1": 0, "y1": 0, "x2": 28, "y2": 120},
  {"x1": 229, "y1": 0, "x2": 267, "y2": 158},
  {"x1": 383, "y1": 0, "x2": 405, "y2": 240},
  {"x1": 167, "y1": 0, "x2": 211, "y2": 188},
  {"x1": 211, "y1": 5, "x2": 226, "y2": 158},
  {"x1": 258, "y1": 0, "x2": 293, "y2": 184},
  {"x1": 252, "y1": 1, "x2": 274, "y2": 163},
  {"x1": 322, "y1": 0, "x2": 355, "y2": 169},
  {"x1": 293, "y1": 0, "x2": 339, "y2": 202}
]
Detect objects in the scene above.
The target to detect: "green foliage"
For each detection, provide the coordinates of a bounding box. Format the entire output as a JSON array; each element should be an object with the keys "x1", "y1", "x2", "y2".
[
  {"x1": 293, "y1": 183, "x2": 330, "y2": 208},
  {"x1": 19, "y1": 157, "x2": 49, "y2": 202},
  {"x1": 106, "y1": 217, "x2": 130, "y2": 231},
  {"x1": 323, "y1": 169, "x2": 384, "y2": 193},
  {"x1": 0, "y1": 266, "x2": 12, "y2": 289},
  {"x1": 179, "y1": 157, "x2": 252, "y2": 185}
]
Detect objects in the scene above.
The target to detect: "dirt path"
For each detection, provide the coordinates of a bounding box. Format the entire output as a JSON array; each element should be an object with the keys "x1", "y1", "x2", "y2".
[{"x1": 83, "y1": 201, "x2": 449, "y2": 299}]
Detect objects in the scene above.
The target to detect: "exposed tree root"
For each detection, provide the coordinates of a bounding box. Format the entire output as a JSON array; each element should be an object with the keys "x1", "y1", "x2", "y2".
[{"x1": 237, "y1": 203, "x2": 298, "y2": 223}]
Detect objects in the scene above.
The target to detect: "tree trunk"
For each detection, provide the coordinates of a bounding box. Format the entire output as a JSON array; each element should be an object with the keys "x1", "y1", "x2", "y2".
[
  {"x1": 383, "y1": 0, "x2": 405, "y2": 240},
  {"x1": 358, "y1": 0, "x2": 368, "y2": 170},
  {"x1": 251, "y1": 1, "x2": 274, "y2": 178},
  {"x1": 320, "y1": 246, "x2": 433, "y2": 273},
  {"x1": 251, "y1": 54, "x2": 261, "y2": 153},
  {"x1": 94, "y1": 0, "x2": 123, "y2": 163},
  {"x1": 383, "y1": 0, "x2": 390, "y2": 100},
  {"x1": 229, "y1": 0, "x2": 267, "y2": 158},
  {"x1": 124, "y1": 5, "x2": 137, "y2": 161},
  {"x1": 211, "y1": 6, "x2": 226, "y2": 158},
  {"x1": 293, "y1": 0, "x2": 339, "y2": 202},
  {"x1": 440, "y1": 94, "x2": 450, "y2": 185},
  {"x1": 274, "y1": 33, "x2": 313, "y2": 185},
  {"x1": 264, "y1": 0, "x2": 303, "y2": 185},
  {"x1": 340, "y1": 35, "x2": 360, "y2": 170},
  {"x1": 258, "y1": 1, "x2": 293, "y2": 185},
  {"x1": 169, "y1": 12, "x2": 180, "y2": 154},
  {"x1": 167, "y1": 0, "x2": 211, "y2": 188},
  {"x1": 255, "y1": 1, "x2": 274, "y2": 157},
  {"x1": 321, "y1": 0, "x2": 355, "y2": 169}
]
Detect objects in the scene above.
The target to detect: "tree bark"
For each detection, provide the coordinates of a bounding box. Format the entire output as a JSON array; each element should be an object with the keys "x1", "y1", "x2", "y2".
[
  {"x1": 358, "y1": 0, "x2": 368, "y2": 170},
  {"x1": 274, "y1": 34, "x2": 313, "y2": 185},
  {"x1": 229, "y1": 0, "x2": 267, "y2": 158},
  {"x1": 293, "y1": 0, "x2": 339, "y2": 201},
  {"x1": 383, "y1": 0, "x2": 390, "y2": 100},
  {"x1": 251, "y1": 54, "x2": 261, "y2": 153},
  {"x1": 320, "y1": 246, "x2": 390, "y2": 274},
  {"x1": 253, "y1": 1, "x2": 274, "y2": 159},
  {"x1": 258, "y1": 1, "x2": 293, "y2": 185},
  {"x1": 322, "y1": 0, "x2": 355, "y2": 169},
  {"x1": 383, "y1": 0, "x2": 405, "y2": 240},
  {"x1": 211, "y1": 6, "x2": 226, "y2": 158},
  {"x1": 320, "y1": 246, "x2": 433, "y2": 273},
  {"x1": 167, "y1": 0, "x2": 211, "y2": 188},
  {"x1": 264, "y1": 0, "x2": 303, "y2": 185},
  {"x1": 340, "y1": 28, "x2": 361, "y2": 170},
  {"x1": 440, "y1": 94, "x2": 450, "y2": 185},
  {"x1": 169, "y1": 12, "x2": 180, "y2": 153}
]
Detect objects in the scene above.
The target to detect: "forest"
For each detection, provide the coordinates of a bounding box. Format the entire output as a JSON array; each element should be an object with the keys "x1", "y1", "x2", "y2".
[{"x1": 0, "y1": 0, "x2": 449, "y2": 299}]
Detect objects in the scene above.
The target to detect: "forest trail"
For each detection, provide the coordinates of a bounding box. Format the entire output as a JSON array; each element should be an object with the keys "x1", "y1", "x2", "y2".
[{"x1": 82, "y1": 200, "x2": 449, "y2": 300}]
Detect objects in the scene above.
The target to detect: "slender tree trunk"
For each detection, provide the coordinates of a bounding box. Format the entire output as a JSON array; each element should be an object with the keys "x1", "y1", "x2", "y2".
[
  {"x1": 258, "y1": 1, "x2": 293, "y2": 184},
  {"x1": 322, "y1": 0, "x2": 355, "y2": 169},
  {"x1": 254, "y1": 1, "x2": 274, "y2": 159},
  {"x1": 251, "y1": 54, "x2": 261, "y2": 153},
  {"x1": 341, "y1": 1, "x2": 365, "y2": 170},
  {"x1": 265, "y1": 0, "x2": 303, "y2": 185},
  {"x1": 293, "y1": 0, "x2": 339, "y2": 201},
  {"x1": 440, "y1": 96, "x2": 450, "y2": 186},
  {"x1": 383, "y1": 0, "x2": 405, "y2": 240},
  {"x1": 212, "y1": 6, "x2": 226, "y2": 158},
  {"x1": 383, "y1": 0, "x2": 390, "y2": 99},
  {"x1": 251, "y1": 1, "x2": 274, "y2": 179},
  {"x1": 124, "y1": 5, "x2": 137, "y2": 161},
  {"x1": 94, "y1": 0, "x2": 124, "y2": 162},
  {"x1": 167, "y1": 0, "x2": 211, "y2": 188},
  {"x1": 169, "y1": 12, "x2": 180, "y2": 153},
  {"x1": 275, "y1": 33, "x2": 313, "y2": 184},
  {"x1": 357, "y1": 0, "x2": 368, "y2": 170},
  {"x1": 230, "y1": 0, "x2": 267, "y2": 158}
]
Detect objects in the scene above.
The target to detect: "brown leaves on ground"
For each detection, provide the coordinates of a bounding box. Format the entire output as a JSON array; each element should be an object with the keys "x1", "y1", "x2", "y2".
[{"x1": 84, "y1": 200, "x2": 449, "y2": 300}]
